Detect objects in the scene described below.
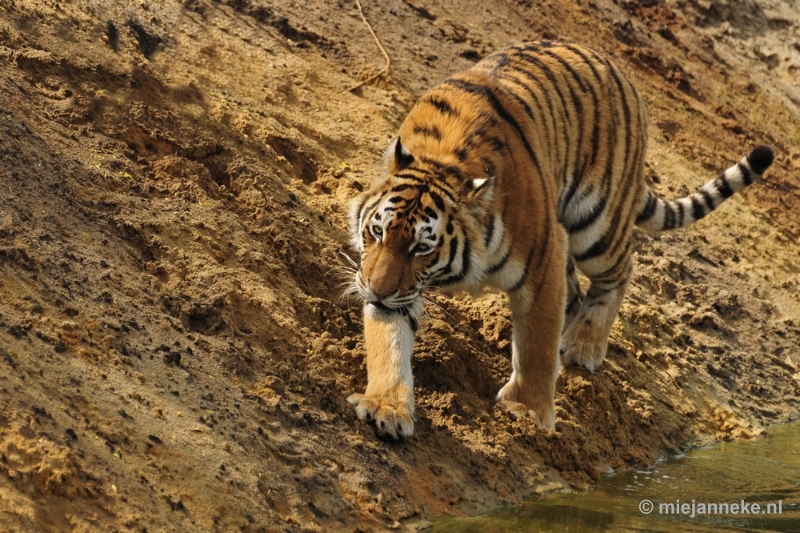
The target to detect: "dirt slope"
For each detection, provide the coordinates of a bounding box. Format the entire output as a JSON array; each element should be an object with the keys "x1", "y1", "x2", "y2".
[{"x1": 1, "y1": 0, "x2": 799, "y2": 531}]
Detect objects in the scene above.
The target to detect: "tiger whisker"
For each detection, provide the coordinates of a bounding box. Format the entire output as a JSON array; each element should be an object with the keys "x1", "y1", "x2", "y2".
[
  {"x1": 338, "y1": 249, "x2": 360, "y2": 269},
  {"x1": 421, "y1": 294, "x2": 455, "y2": 323}
]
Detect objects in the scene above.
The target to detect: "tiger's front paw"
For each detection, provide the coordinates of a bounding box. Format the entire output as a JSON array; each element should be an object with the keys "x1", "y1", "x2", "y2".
[{"x1": 347, "y1": 388, "x2": 416, "y2": 441}]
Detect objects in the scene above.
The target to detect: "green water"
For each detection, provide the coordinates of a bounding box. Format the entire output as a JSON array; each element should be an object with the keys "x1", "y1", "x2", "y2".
[{"x1": 433, "y1": 423, "x2": 800, "y2": 532}]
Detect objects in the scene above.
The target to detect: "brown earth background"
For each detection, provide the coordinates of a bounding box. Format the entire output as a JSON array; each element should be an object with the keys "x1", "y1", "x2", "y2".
[{"x1": 1, "y1": 0, "x2": 800, "y2": 531}]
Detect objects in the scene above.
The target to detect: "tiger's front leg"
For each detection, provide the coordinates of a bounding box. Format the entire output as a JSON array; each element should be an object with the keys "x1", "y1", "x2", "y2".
[{"x1": 347, "y1": 303, "x2": 416, "y2": 440}]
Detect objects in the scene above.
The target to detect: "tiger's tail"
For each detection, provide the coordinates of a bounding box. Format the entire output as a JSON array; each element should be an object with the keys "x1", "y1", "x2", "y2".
[{"x1": 635, "y1": 145, "x2": 774, "y2": 232}]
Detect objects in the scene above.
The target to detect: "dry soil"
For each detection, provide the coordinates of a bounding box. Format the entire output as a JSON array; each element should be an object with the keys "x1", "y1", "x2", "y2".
[{"x1": 1, "y1": 0, "x2": 800, "y2": 531}]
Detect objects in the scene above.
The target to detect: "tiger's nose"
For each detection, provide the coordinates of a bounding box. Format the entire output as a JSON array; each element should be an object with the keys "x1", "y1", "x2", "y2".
[
  {"x1": 367, "y1": 280, "x2": 391, "y2": 300},
  {"x1": 371, "y1": 287, "x2": 391, "y2": 300}
]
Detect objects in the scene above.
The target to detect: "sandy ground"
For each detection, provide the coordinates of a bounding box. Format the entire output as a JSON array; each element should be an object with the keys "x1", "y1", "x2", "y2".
[{"x1": 1, "y1": 0, "x2": 799, "y2": 531}]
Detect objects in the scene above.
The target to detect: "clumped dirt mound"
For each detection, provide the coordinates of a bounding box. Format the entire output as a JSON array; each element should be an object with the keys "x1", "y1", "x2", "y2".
[{"x1": 1, "y1": 0, "x2": 799, "y2": 531}]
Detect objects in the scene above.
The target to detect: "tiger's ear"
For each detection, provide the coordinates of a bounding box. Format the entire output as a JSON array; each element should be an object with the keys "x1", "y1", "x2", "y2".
[
  {"x1": 464, "y1": 177, "x2": 495, "y2": 205},
  {"x1": 386, "y1": 137, "x2": 414, "y2": 173}
]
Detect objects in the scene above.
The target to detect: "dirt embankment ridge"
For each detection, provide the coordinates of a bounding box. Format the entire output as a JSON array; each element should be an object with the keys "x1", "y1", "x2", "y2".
[{"x1": 1, "y1": 0, "x2": 799, "y2": 531}]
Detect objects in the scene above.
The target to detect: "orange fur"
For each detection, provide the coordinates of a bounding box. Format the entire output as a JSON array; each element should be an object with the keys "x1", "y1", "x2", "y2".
[{"x1": 345, "y1": 42, "x2": 772, "y2": 439}]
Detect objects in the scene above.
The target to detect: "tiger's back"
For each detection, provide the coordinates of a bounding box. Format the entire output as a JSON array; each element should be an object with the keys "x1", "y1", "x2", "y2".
[
  {"x1": 345, "y1": 41, "x2": 773, "y2": 439},
  {"x1": 397, "y1": 42, "x2": 650, "y2": 292}
]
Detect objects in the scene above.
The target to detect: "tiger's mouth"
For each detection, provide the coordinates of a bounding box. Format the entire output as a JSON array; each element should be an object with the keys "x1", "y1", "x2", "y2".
[
  {"x1": 364, "y1": 288, "x2": 425, "y2": 331},
  {"x1": 355, "y1": 271, "x2": 421, "y2": 310}
]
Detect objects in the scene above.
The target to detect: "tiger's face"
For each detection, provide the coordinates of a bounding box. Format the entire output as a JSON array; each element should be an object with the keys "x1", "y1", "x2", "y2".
[
  {"x1": 349, "y1": 181, "x2": 449, "y2": 312},
  {"x1": 347, "y1": 139, "x2": 493, "y2": 315}
]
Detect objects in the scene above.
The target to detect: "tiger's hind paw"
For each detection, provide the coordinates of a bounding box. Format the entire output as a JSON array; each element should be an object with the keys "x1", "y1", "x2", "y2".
[
  {"x1": 347, "y1": 391, "x2": 415, "y2": 441},
  {"x1": 559, "y1": 322, "x2": 609, "y2": 372},
  {"x1": 495, "y1": 380, "x2": 555, "y2": 430},
  {"x1": 496, "y1": 400, "x2": 542, "y2": 424}
]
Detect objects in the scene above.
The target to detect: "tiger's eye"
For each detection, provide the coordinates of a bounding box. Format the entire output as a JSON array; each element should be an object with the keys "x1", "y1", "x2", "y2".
[
  {"x1": 372, "y1": 224, "x2": 383, "y2": 237},
  {"x1": 415, "y1": 242, "x2": 431, "y2": 254}
]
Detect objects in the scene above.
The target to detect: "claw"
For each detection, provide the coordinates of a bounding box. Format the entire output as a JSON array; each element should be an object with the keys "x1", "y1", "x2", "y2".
[{"x1": 347, "y1": 391, "x2": 415, "y2": 440}]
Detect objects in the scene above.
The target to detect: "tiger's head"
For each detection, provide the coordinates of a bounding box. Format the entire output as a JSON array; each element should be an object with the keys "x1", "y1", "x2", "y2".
[{"x1": 347, "y1": 138, "x2": 494, "y2": 317}]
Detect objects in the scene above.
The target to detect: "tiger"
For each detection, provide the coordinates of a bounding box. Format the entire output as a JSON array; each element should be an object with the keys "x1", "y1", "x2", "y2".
[{"x1": 345, "y1": 41, "x2": 774, "y2": 440}]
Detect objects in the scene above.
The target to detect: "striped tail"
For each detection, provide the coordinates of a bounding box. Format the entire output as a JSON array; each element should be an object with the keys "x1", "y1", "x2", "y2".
[{"x1": 636, "y1": 145, "x2": 774, "y2": 232}]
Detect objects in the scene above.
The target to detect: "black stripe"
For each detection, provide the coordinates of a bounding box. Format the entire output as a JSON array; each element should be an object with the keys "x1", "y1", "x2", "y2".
[
  {"x1": 430, "y1": 182, "x2": 457, "y2": 203},
  {"x1": 354, "y1": 197, "x2": 367, "y2": 225},
  {"x1": 508, "y1": 245, "x2": 538, "y2": 292},
  {"x1": 662, "y1": 201, "x2": 673, "y2": 230},
  {"x1": 509, "y1": 224, "x2": 551, "y2": 292},
  {"x1": 541, "y1": 48, "x2": 589, "y2": 97},
  {"x1": 515, "y1": 52, "x2": 570, "y2": 122},
  {"x1": 594, "y1": 59, "x2": 639, "y2": 261},
  {"x1": 530, "y1": 225, "x2": 551, "y2": 273},
  {"x1": 362, "y1": 195, "x2": 384, "y2": 220},
  {"x1": 563, "y1": 44, "x2": 604, "y2": 84},
  {"x1": 591, "y1": 240, "x2": 634, "y2": 282},
  {"x1": 498, "y1": 70, "x2": 557, "y2": 166},
  {"x1": 545, "y1": 50, "x2": 588, "y2": 92},
  {"x1": 418, "y1": 155, "x2": 445, "y2": 168},
  {"x1": 566, "y1": 293, "x2": 582, "y2": 313},
  {"x1": 549, "y1": 61, "x2": 585, "y2": 189},
  {"x1": 417, "y1": 155, "x2": 468, "y2": 182},
  {"x1": 484, "y1": 216, "x2": 495, "y2": 248},
  {"x1": 566, "y1": 196, "x2": 607, "y2": 233},
  {"x1": 487, "y1": 246, "x2": 512, "y2": 274},
  {"x1": 691, "y1": 195, "x2": 706, "y2": 221},
  {"x1": 428, "y1": 190, "x2": 445, "y2": 211},
  {"x1": 443, "y1": 165, "x2": 466, "y2": 181},
  {"x1": 486, "y1": 136, "x2": 506, "y2": 151},
  {"x1": 574, "y1": 237, "x2": 609, "y2": 263},
  {"x1": 461, "y1": 236, "x2": 470, "y2": 278},
  {"x1": 413, "y1": 124, "x2": 442, "y2": 140},
  {"x1": 737, "y1": 162, "x2": 753, "y2": 186},
  {"x1": 635, "y1": 192, "x2": 658, "y2": 223},
  {"x1": 700, "y1": 189, "x2": 716, "y2": 211},
  {"x1": 435, "y1": 237, "x2": 459, "y2": 278},
  {"x1": 463, "y1": 126, "x2": 507, "y2": 154},
  {"x1": 562, "y1": 44, "x2": 603, "y2": 192},
  {"x1": 443, "y1": 78, "x2": 544, "y2": 178},
  {"x1": 423, "y1": 95, "x2": 458, "y2": 116},
  {"x1": 503, "y1": 60, "x2": 559, "y2": 164},
  {"x1": 401, "y1": 307, "x2": 419, "y2": 333},
  {"x1": 559, "y1": 175, "x2": 582, "y2": 223},
  {"x1": 394, "y1": 173, "x2": 428, "y2": 184},
  {"x1": 437, "y1": 234, "x2": 471, "y2": 286},
  {"x1": 489, "y1": 52, "x2": 511, "y2": 72},
  {"x1": 517, "y1": 41, "x2": 554, "y2": 53},
  {"x1": 714, "y1": 174, "x2": 735, "y2": 199},
  {"x1": 676, "y1": 200, "x2": 685, "y2": 227}
]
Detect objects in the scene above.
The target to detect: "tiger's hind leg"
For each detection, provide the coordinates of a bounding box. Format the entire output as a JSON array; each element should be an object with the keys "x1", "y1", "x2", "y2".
[
  {"x1": 564, "y1": 254, "x2": 585, "y2": 331},
  {"x1": 560, "y1": 255, "x2": 633, "y2": 371}
]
